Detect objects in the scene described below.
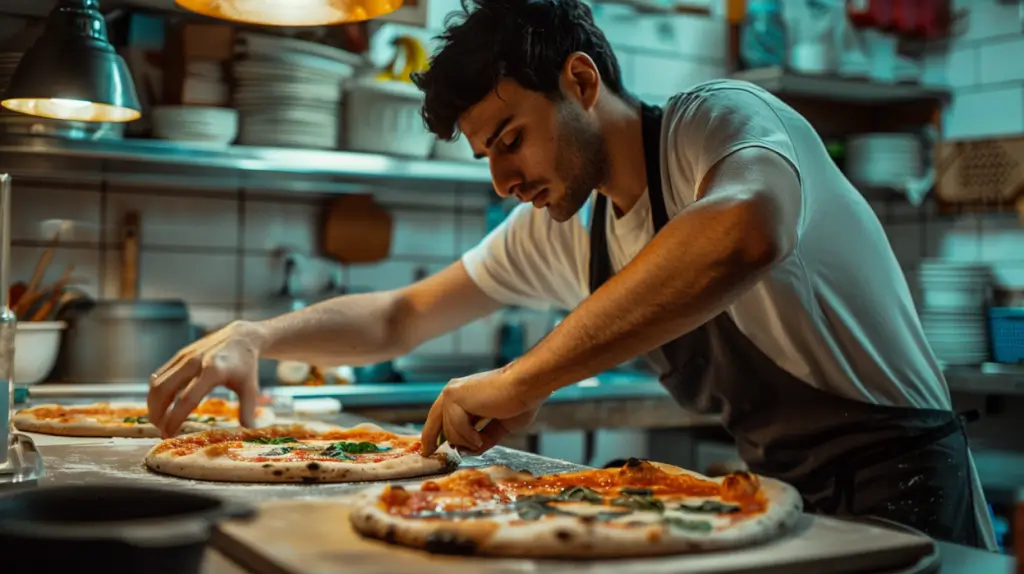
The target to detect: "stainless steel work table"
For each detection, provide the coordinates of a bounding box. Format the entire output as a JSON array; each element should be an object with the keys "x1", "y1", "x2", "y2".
[{"x1": 30, "y1": 412, "x2": 1017, "y2": 574}]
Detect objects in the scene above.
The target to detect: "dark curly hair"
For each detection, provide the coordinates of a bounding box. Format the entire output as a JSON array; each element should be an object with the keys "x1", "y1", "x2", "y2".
[{"x1": 412, "y1": 0, "x2": 631, "y2": 141}]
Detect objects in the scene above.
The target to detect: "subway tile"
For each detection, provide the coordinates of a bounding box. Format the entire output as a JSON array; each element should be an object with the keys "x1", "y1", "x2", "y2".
[
  {"x1": 242, "y1": 198, "x2": 322, "y2": 253},
  {"x1": 943, "y1": 85, "x2": 1024, "y2": 140},
  {"x1": 373, "y1": 188, "x2": 459, "y2": 210},
  {"x1": 991, "y1": 261, "x2": 1024, "y2": 287},
  {"x1": 979, "y1": 214, "x2": 1024, "y2": 261},
  {"x1": 105, "y1": 190, "x2": 239, "y2": 249},
  {"x1": 189, "y1": 305, "x2": 238, "y2": 332},
  {"x1": 923, "y1": 216, "x2": 982, "y2": 261},
  {"x1": 391, "y1": 209, "x2": 457, "y2": 258},
  {"x1": 241, "y1": 253, "x2": 344, "y2": 305},
  {"x1": 628, "y1": 54, "x2": 726, "y2": 101},
  {"x1": 942, "y1": 46, "x2": 979, "y2": 88},
  {"x1": 979, "y1": 37, "x2": 1024, "y2": 85},
  {"x1": 409, "y1": 332, "x2": 458, "y2": 356},
  {"x1": 11, "y1": 185, "x2": 102, "y2": 243},
  {"x1": 104, "y1": 249, "x2": 238, "y2": 305},
  {"x1": 457, "y1": 314, "x2": 499, "y2": 357},
  {"x1": 884, "y1": 223, "x2": 924, "y2": 267},
  {"x1": 459, "y1": 189, "x2": 495, "y2": 210},
  {"x1": 347, "y1": 260, "x2": 428, "y2": 292},
  {"x1": 11, "y1": 246, "x2": 101, "y2": 300},
  {"x1": 953, "y1": 0, "x2": 1023, "y2": 43},
  {"x1": 612, "y1": 45, "x2": 636, "y2": 96},
  {"x1": 596, "y1": 12, "x2": 727, "y2": 62},
  {"x1": 457, "y1": 211, "x2": 488, "y2": 254}
]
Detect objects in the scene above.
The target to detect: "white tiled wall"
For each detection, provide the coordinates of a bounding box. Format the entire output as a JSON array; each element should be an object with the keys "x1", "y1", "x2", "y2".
[{"x1": 907, "y1": 0, "x2": 1024, "y2": 291}]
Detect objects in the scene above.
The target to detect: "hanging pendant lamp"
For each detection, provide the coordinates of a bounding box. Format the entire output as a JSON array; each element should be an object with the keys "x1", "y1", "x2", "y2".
[
  {"x1": 1, "y1": 0, "x2": 141, "y2": 123},
  {"x1": 175, "y1": 0, "x2": 404, "y2": 26}
]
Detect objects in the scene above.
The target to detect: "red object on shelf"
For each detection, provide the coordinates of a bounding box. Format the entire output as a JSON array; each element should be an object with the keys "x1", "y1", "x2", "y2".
[{"x1": 847, "y1": 0, "x2": 894, "y2": 30}]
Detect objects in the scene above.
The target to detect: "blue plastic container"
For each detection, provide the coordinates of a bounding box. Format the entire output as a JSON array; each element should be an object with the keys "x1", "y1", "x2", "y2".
[{"x1": 988, "y1": 307, "x2": 1024, "y2": 364}]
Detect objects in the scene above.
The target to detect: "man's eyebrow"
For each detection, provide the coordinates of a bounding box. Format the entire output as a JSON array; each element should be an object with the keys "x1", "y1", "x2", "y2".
[{"x1": 474, "y1": 115, "x2": 514, "y2": 159}]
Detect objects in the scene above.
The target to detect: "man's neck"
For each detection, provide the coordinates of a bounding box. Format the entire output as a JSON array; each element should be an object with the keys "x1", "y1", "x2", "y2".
[{"x1": 596, "y1": 98, "x2": 647, "y2": 217}]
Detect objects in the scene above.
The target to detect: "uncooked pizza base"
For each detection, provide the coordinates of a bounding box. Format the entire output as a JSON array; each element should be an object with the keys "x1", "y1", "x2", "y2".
[
  {"x1": 13, "y1": 400, "x2": 275, "y2": 438},
  {"x1": 349, "y1": 461, "x2": 803, "y2": 558},
  {"x1": 144, "y1": 422, "x2": 461, "y2": 483}
]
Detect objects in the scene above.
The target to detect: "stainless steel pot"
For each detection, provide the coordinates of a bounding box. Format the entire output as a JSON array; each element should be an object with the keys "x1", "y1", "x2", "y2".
[{"x1": 53, "y1": 299, "x2": 193, "y2": 384}]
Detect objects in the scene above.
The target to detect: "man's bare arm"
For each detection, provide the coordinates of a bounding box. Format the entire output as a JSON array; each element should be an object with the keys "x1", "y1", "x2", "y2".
[
  {"x1": 252, "y1": 260, "x2": 502, "y2": 365},
  {"x1": 502, "y1": 147, "x2": 802, "y2": 402}
]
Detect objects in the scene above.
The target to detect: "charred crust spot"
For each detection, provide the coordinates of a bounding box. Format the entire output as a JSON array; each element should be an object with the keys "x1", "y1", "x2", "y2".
[
  {"x1": 306, "y1": 462, "x2": 321, "y2": 471},
  {"x1": 273, "y1": 469, "x2": 284, "y2": 477},
  {"x1": 300, "y1": 475, "x2": 318, "y2": 483},
  {"x1": 579, "y1": 516, "x2": 597, "y2": 525},
  {"x1": 384, "y1": 525, "x2": 397, "y2": 543},
  {"x1": 262, "y1": 463, "x2": 273, "y2": 468},
  {"x1": 624, "y1": 457, "x2": 643, "y2": 468},
  {"x1": 424, "y1": 531, "x2": 478, "y2": 555},
  {"x1": 555, "y1": 529, "x2": 573, "y2": 542}
]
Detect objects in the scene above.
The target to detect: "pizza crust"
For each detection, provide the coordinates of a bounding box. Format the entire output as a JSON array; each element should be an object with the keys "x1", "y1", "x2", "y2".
[
  {"x1": 349, "y1": 463, "x2": 803, "y2": 558},
  {"x1": 144, "y1": 422, "x2": 461, "y2": 484},
  {"x1": 13, "y1": 402, "x2": 275, "y2": 438}
]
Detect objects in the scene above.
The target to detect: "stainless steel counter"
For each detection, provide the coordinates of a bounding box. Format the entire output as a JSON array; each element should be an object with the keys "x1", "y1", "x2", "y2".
[{"x1": 26, "y1": 366, "x2": 1024, "y2": 408}]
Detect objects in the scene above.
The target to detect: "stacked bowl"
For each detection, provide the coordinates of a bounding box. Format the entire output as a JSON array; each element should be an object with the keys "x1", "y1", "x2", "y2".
[{"x1": 917, "y1": 259, "x2": 992, "y2": 366}]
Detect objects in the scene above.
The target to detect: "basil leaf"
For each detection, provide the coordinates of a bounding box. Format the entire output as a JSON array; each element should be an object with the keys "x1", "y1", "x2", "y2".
[
  {"x1": 592, "y1": 510, "x2": 634, "y2": 522},
  {"x1": 245, "y1": 437, "x2": 298, "y2": 445},
  {"x1": 328, "y1": 441, "x2": 392, "y2": 454},
  {"x1": 663, "y1": 516, "x2": 713, "y2": 533},
  {"x1": 201, "y1": 416, "x2": 218, "y2": 424},
  {"x1": 679, "y1": 500, "x2": 741, "y2": 514},
  {"x1": 515, "y1": 500, "x2": 555, "y2": 521},
  {"x1": 558, "y1": 486, "x2": 603, "y2": 503},
  {"x1": 136, "y1": 416, "x2": 149, "y2": 424},
  {"x1": 610, "y1": 495, "x2": 665, "y2": 513},
  {"x1": 412, "y1": 508, "x2": 502, "y2": 520},
  {"x1": 319, "y1": 445, "x2": 355, "y2": 460},
  {"x1": 123, "y1": 416, "x2": 136, "y2": 423},
  {"x1": 263, "y1": 447, "x2": 295, "y2": 456},
  {"x1": 619, "y1": 487, "x2": 653, "y2": 496}
]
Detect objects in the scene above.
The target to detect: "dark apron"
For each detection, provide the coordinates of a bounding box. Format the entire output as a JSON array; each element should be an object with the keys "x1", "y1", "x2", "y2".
[{"x1": 587, "y1": 102, "x2": 986, "y2": 548}]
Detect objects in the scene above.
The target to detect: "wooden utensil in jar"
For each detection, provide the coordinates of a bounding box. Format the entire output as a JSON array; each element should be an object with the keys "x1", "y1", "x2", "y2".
[
  {"x1": 321, "y1": 195, "x2": 393, "y2": 264},
  {"x1": 120, "y1": 211, "x2": 141, "y2": 299},
  {"x1": 13, "y1": 232, "x2": 60, "y2": 317},
  {"x1": 29, "y1": 264, "x2": 74, "y2": 321}
]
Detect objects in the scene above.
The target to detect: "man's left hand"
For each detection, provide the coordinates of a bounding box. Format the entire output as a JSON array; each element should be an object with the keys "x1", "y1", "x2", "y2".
[{"x1": 420, "y1": 367, "x2": 545, "y2": 456}]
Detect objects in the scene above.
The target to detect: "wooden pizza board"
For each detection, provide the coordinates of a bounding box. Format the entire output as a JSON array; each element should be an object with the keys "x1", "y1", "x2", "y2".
[{"x1": 213, "y1": 499, "x2": 937, "y2": 574}]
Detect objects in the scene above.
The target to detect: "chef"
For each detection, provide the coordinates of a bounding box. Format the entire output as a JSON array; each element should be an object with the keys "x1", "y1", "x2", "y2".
[{"x1": 148, "y1": 0, "x2": 996, "y2": 550}]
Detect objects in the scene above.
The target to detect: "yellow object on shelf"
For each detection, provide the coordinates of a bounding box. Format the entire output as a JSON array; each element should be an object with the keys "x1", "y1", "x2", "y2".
[{"x1": 374, "y1": 35, "x2": 429, "y2": 83}]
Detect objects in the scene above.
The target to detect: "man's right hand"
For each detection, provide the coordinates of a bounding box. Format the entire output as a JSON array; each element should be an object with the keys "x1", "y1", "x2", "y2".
[{"x1": 147, "y1": 321, "x2": 267, "y2": 438}]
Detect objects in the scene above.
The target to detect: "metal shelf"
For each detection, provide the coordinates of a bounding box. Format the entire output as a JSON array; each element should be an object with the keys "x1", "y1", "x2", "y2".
[
  {"x1": 732, "y1": 67, "x2": 952, "y2": 106},
  {"x1": 0, "y1": 135, "x2": 493, "y2": 194}
]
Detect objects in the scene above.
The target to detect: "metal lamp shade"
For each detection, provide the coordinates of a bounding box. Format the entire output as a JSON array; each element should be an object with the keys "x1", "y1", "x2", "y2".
[
  {"x1": 175, "y1": 0, "x2": 404, "y2": 26},
  {"x1": 1, "y1": 0, "x2": 141, "y2": 123}
]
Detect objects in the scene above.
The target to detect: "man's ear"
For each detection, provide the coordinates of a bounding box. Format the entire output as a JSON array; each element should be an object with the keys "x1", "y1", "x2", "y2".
[{"x1": 561, "y1": 52, "x2": 600, "y2": 110}]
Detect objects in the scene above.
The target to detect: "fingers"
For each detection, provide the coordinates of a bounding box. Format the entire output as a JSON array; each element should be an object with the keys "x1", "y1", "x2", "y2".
[
  {"x1": 233, "y1": 366, "x2": 260, "y2": 429},
  {"x1": 442, "y1": 404, "x2": 483, "y2": 452},
  {"x1": 460, "y1": 420, "x2": 510, "y2": 455},
  {"x1": 161, "y1": 363, "x2": 221, "y2": 438},
  {"x1": 147, "y1": 353, "x2": 202, "y2": 432},
  {"x1": 419, "y1": 397, "x2": 444, "y2": 456}
]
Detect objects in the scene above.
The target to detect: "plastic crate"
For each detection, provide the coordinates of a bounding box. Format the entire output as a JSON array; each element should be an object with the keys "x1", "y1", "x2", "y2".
[{"x1": 988, "y1": 307, "x2": 1024, "y2": 364}]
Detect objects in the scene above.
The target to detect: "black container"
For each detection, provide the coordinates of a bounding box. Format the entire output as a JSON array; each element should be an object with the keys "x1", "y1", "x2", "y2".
[{"x1": 0, "y1": 483, "x2": 254, "y2": 574}]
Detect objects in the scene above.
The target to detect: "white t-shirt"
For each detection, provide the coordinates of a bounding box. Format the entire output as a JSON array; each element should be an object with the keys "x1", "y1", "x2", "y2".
[{"x1": 463, "y1": 80, "x2": 995, "y2": 548}]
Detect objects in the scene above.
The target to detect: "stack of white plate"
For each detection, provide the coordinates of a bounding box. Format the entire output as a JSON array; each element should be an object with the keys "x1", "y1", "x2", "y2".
[
  {"x1": 846, "y1": 134, "x2": 923, "y2": 189},
  {"x1": 232, "y1": 33, "x2": 361, "y2": 149},
  {"x1": 917, "y1": 259, "x2": 992, "y2": 366},
  {"x1": 151, "y1": 106, "x2": 238, "y2": 145}
]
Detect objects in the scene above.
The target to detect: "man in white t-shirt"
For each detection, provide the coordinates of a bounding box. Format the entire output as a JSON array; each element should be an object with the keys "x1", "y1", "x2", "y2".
[{"x1": 147, "y1": 0, "x2": 995, "y2": 549}]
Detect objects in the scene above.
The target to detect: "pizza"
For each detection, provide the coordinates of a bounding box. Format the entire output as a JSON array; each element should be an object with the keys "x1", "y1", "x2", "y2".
[
  {"x1": 144, "y1": 422, "x2": 461, "y2": 483},
  {"x1": 349, "y1": 458, "x2": 802, "y2": 558},
  {"x1": 13, "y1": 398, "x2": 274, "y2": 438}
]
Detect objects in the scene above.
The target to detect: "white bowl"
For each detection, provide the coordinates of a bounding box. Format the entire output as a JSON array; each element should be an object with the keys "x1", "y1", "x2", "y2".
[
  {"x1": 14, "y1": 321, "x2": 66, "y2": 385},
  {"x1": 151, "y1": 106, "x2": 239, "y2": 145}
]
